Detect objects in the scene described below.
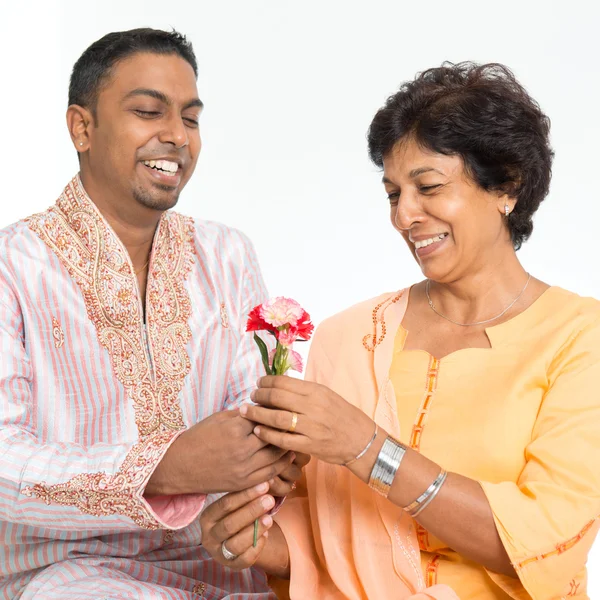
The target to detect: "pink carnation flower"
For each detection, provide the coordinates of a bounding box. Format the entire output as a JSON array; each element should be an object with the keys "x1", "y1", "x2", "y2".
[
  {"x1": 277, "y1": 328, "x2": 299, "y2": 347},
  {"x1": 260, "y1": 297, "x2": 304, "y2": 327},
  {"x1": 269, "y1": 348, "x2": 304, "y2": 373}
]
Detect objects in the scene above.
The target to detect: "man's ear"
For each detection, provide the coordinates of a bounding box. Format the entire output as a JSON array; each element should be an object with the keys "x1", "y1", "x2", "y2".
[{"x1": 66, "y1": 104, "x2": 94, "y2": 153}]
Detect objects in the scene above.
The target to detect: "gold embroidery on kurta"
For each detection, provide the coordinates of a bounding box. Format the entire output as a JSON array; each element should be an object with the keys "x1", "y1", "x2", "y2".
[
  {"x1": 515, "y1": 517, "x2": 598, "y2": 568},
  {"x1": 362, "y1": 290, "x2": 404, "y2": 351},
  {"x1": 425, "y1": 554, "x2": 440, "y2": 586},
  {"x1": 22, "y1": 176, "x2": 196, "y2": 528},
  {"x1": 192, "y1": 582, "x2": 206, "y2": 596},
  {"x1": 220, "y1": 302, "x2": 229, "y2": 328},
  {"x1": 52, "y1": 317, "x2": 64, "y2": 349},
  {"x1": 409, "y1": 356, "x2": 441, "y2": 452},
  {"x1": 409, "y1": 355, "x2": 441, "y2": 550},
  {"x1": 567, "y1": 579, "x2": 581, "y2": 596}
]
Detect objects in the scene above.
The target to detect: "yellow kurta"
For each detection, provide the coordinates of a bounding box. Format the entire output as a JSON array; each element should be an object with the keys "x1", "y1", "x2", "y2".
[{"x1": 391, "y1": 286, "x2": 600, "y2": 599}]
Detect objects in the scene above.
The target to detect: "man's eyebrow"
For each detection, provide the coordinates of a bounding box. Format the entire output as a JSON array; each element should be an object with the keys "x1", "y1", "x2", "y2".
[{"x1": 123, "y1": 88, "x2": 204, "y2": 109}]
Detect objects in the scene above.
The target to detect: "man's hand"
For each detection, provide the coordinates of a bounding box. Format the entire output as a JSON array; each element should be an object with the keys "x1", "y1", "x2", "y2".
[
  {"x1": 267, "y1": 452, "x2": 310, "y2": 496},
  {"x1": 146, "y1": 410, "x2": 296, "y2": 496},
  {"x1": 199, "y1": 483, "x2": 277, "y2": 571}
]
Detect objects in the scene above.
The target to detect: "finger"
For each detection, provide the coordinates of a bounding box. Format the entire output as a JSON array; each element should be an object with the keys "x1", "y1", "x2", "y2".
[
  {"x1": 245, "y1": 431, "x2": 270, "y2": 456},
  {"x1": 241, "y1": 404, "x2": 305, "y2": 433},
  {"x1": 293, "y1": 452, "x2": 311, "y2": 468},
  {"x1": 278, "y1": 462, "x2": 303, "y2": 483},
  {"x1": 268, "y1": 476, "x2": 296, "y2": 497},
  {"x1": 248, "y1": 450, "x2": 297, "y2": 486},
  {"x1": 204, "y1": 482, "x2": 270, "y2": 523},
  {"x1": 248, "y1": 444, "x2": 289, "y2": 473},
  {"x1": 254, "y1": 426, "x2": 311, "y2": 453},
  {"x1": 212, "y1": 493, "x2": 276, "y2": 543},
  {"x1": 226, "y1": 530, "x2": 269, "y2": 570},
  {"x1": 224, "y1": 513, "x2": 274, "y2": 557},
  {"x1": 250, "y1": 386, "x2": 302, "y2": 411},
  {"x1": 257, "y1": 375, "x2": 315, "y2": 395}
]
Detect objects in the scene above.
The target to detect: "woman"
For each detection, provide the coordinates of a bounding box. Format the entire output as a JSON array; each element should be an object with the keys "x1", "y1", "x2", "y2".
[{"x1": 200, "y1": 63, "x2": 600, "y2": 599}]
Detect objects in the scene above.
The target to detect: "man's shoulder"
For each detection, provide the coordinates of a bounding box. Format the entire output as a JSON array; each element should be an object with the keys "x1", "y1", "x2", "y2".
[
  {"x1": 0, "y1": 217, "x2": 40, "y2": 257},
  {"x1": 170, "y1": 213, "x2": 257, "y2": 258}
]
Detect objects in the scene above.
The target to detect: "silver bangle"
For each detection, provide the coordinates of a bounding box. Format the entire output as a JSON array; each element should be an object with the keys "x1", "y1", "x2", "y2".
[
  {"x1": 404, "y1": 468, "x2": 447, "y2": 517},
  {"x1": 345, "y1": 423, "x2": 378, "y2": 466},
  {"x1": 368, "y1": 436, "x2": 406, "y2": 497}
]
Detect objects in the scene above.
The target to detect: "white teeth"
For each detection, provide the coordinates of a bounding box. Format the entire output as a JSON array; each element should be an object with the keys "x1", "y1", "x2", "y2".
[
  {"x1": 143, "y1": 159, "x2": 179, "y2": 174},
  {"x1": 414, "y1": 233, "x2": 448, "y2": 249}
]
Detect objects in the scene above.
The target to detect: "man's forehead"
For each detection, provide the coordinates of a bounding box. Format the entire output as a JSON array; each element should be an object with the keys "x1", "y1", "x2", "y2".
[{"x1": 103, "y1": 52, "x2": 199, "y2": 101}]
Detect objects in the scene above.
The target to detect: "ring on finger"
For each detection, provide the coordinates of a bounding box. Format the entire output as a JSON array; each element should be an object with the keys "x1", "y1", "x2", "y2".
[
  {"x1": 221, "y1": 540, "x2": 238, "y2": 561},
  {"x1": 288, "y1": 411, "x2": 298, "y2": 433}
]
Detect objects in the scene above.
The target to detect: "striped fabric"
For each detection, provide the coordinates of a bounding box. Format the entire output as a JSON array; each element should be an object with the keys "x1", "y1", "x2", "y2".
[{"x1": 0, "y1": 176, "x2": 275, "y2": 599}]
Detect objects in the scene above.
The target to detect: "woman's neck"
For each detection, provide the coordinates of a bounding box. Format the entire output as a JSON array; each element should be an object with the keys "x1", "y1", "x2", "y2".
[{"x1": 426, "y1": 253, "x2": 532, "y2": 326}]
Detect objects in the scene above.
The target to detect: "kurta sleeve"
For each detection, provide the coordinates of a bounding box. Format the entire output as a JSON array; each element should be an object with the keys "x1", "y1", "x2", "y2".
[
  {"x1": 224, "y1": 229, "x2": 271, "y2": 410},
  {"x1": 0, "y1": 289, "x2": 201, "y2": 532},
  {"x1": 480, "y1": 315, "x2": 600, "y2": 599}
]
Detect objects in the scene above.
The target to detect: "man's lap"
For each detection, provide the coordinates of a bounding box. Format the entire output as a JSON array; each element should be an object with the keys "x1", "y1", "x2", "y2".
[{"x1": 17, "y1": 556, "x2": 276, "y2": 600}]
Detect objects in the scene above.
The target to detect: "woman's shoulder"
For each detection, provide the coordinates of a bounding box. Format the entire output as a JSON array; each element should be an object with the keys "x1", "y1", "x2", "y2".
[
  {"x1": 314, "y1": 289, "x2": 406, "y2": 342},
  {"x1": 529, "y1": 287, "x2": 600, "y2": 362},
  {"x1": 541, "y1": 286, "x2": 600, "y2": 327}
]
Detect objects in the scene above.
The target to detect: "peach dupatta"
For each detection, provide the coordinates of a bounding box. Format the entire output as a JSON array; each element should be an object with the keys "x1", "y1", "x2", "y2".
[{"x1": 273, "y1": 291, "x2": 459, "y2": 599}]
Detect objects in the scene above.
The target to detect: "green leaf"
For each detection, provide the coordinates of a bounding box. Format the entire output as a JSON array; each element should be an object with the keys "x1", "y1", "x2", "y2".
[{"x1": 253, "y1": 333, "x2": 273, "y2": 375}]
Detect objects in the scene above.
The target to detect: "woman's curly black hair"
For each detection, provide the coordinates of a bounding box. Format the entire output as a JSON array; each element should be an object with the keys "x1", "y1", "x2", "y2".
[{"x1": 367, "y1": 62, "x2": 554, "y2": 249}]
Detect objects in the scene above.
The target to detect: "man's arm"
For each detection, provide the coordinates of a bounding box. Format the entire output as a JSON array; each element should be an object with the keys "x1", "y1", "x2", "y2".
[
  {"x1": 146, "y1": 227, "x2": 296, "y2": 498},
  {"x1": 0, "y1": 294, "x2": 194, "y2": 531}
]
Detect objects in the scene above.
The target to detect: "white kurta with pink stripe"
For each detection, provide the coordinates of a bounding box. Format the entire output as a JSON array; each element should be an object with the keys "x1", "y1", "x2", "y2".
[{"x1": 0, "y1": 176, "x2": 275, "y2": 599}]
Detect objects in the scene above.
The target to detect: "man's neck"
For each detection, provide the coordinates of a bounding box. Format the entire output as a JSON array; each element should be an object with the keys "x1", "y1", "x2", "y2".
[{"x1": 79, "y1": 172, "x2": 161, "y2": 265}]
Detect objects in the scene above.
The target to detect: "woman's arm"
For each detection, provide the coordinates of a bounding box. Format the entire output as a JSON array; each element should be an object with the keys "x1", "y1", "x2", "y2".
[
  {"x1": 346, "y1": 428, "x2": 516, "y2": 576},
  {"x1": 254, "y1": 521, "x2": 291, "y2": 578},
  {"x1": 244, "y1": 379, "x2": 516, "y2": 576}
]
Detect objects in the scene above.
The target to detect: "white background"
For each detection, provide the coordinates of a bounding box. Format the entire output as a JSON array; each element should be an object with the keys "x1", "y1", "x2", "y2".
[{"x1": 2, "y1": 0, "x2": 599, "y2": 593}]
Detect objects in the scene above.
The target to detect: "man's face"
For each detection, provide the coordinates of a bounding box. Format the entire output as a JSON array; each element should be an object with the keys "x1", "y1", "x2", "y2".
[{"x1": 84, "y1": 52, "x2": 202, "y2": 212}]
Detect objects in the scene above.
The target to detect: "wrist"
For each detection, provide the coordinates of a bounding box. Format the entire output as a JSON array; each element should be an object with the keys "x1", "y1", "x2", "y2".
[
  {"x1": 145, "y1": 433, "x2": 189, "y2": 497},
  {"x1": 255, "y1": 523, "x2": 290, "y2": 579},
  {"x1": 346, "y1": 427, "x2": 387, "y2": 484}
]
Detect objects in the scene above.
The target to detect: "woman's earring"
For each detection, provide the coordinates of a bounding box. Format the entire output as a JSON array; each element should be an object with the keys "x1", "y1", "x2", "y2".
[{"x1": 504, "y1": 203, "x2": 510, "y2": 217}]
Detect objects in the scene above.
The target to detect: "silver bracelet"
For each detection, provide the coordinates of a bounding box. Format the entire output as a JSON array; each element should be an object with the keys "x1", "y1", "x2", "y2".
[
  {"x1": 404, "y1": 468, "x2": 448, "y2": 517},
  {"x1": 368, "y1": 436, "x2": 406, "y2": 497},
  {"x1": 345, "y1": 423, "x2": 378, "y2": 466}
]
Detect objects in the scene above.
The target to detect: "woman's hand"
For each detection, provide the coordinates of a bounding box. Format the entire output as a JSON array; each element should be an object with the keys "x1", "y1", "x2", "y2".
[
  {"x1": 199, "y1": 483, "x2": 275, "y2": 571},
  {"x1": 268, "y1": 451, "x2": 311, "y2": 496},
  {"x1": 241, "y1": 375, "x2": 375, "y2": 466}
]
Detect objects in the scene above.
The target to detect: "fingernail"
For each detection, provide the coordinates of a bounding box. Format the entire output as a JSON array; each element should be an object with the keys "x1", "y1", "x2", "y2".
[
  {"x1": 256, "y1": 377, "x2": 262, "y2": 387},
  {"x1": 240, "y1": 404, "x2": 248, "y2": 416},
  {"x1": 261, "y1": 495, "x2": 275, "y2": 509},
  {"x1": 263, "y1": 530, "x2": 269, "y2": 539},
  {"x1": 250, "y1": 390, "x2": 256, "y2": 401},
  {"x1": 255, "y1": 482, "x2": 269, "y2": 493},
  {"x1": 268, "y1": 478, "x2": 275, "y2": 485},
  {"x1": 290, "y1": 452, "x2": 296, "y2": 462},
  {"x1": 254, "y1": 426, "x2": 261, "y2": 436},
  {"x1": 261, "y1": 515, "x2": 273, "y2": 527}
]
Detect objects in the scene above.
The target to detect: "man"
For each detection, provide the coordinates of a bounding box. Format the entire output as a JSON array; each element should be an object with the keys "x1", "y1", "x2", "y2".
[{"x1": 0, "y1": 28, "x2": 305, "y2": 599}]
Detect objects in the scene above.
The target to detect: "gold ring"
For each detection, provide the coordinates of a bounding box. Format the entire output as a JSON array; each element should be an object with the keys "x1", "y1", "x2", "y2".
[{"x1": 288, "y1": 412, "x2": 298, "y2": 433}]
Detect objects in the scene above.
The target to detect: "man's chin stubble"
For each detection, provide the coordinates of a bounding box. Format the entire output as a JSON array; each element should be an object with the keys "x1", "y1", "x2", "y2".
[{"x1": 133, "y1": 186, "x2": 180, "y2": 211}]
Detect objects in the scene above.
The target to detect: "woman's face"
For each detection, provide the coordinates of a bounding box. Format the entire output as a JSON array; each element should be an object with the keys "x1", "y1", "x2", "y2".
[{"x1": 382, "y1": 137, "x2": 514, "y2": 283}]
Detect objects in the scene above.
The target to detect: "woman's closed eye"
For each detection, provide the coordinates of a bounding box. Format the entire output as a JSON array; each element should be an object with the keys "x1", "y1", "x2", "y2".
[{"x1": 419, "y1": 184, "x2": 442, "y2": 194}]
